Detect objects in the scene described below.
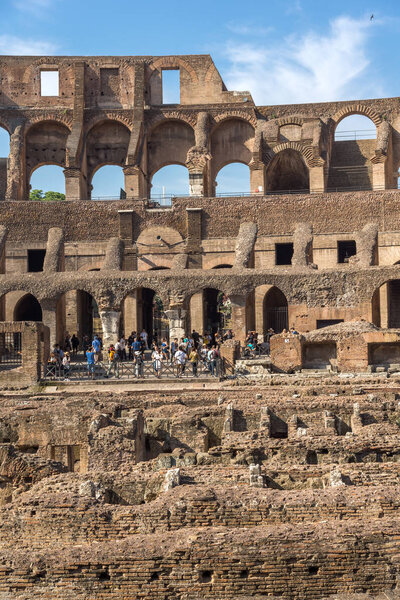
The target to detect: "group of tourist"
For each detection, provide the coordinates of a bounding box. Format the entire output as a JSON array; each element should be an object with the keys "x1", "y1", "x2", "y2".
[{"x1": 48, "y1": 328, "x2": 228, "y2": 379}]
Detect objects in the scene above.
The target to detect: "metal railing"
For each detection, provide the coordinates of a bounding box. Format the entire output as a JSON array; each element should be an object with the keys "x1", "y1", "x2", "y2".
[
  {"x1": 3, "y1": 185, "x2": 398, "y2": 204},
  {"x1": 334, "y1": 129, "x2": 377, "y2": 141},
  {"x1": 0, "y1": 332, "x2": 22, "y2": 368},
  {"x1": 43, "y1": 357, "x2": 225, "y2": 381}
]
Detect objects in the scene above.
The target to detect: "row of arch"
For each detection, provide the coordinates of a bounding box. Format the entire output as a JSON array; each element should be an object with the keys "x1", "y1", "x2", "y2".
[
  {"x1": 0, "y1": 112, "x2": 382, "y2": 199},
  {"x1": 6, "y1": 277, "x2": 400, "y2": 344}
]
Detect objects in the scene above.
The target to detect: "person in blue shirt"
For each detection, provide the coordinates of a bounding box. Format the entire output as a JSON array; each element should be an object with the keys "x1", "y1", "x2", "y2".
[
  {"x1": 131, "y1": 337, "x2": 142, "y2": 356},
  {"x1": 86, "y1": 346, "x2": 96, "y2": 379},
  {"x1": 92, "y1": 335, "x2": 102, "y2": 363}
]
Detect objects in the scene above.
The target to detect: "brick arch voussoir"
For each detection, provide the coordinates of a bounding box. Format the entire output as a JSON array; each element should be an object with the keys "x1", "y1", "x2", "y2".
[
  {"x1": 146, "y1": 112, "x2": 197, "y2": 134},
  {"x1": 265, "y1": 142, "x2": 314, "y2": 168},
  {"x1": 25, "y1": 114, "x2": 73, "y2": 133},
  {"x1": 212, "y1": 111, "x2": 257, "y2": 130},
  {"x1": 277, "y1": 116, "x2": 304, "y2": 127},
  {"x1": 85, "y1": 113, "x2": 133, "y2": 135},
  {"x1": 332, "y1": 105, "x2": 382, "y2": 128},
  {"x1": 149, "y1": 57, "x2": 198, "y2": 83}
]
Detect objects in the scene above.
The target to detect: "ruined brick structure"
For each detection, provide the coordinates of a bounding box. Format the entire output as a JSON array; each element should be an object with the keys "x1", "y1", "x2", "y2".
[
  {"x1": 1, "y1": 54, "x2": 400, "y2": 598},
  {"x1": 0, "y1": 54, "x2": 399, "y2": 356}
]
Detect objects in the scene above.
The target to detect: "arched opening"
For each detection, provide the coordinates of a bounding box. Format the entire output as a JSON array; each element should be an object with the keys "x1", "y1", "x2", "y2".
[
  {"x1": 14, "y1": 293, "x2": 42, "y2": 321},
  {"x1": 30, "y1": 165, "x2": 66, "y2": 200},
  {"x1": 25, "y1": 121, "x2": 70, "y2": 200},
  {"x1": 334, "y1": 115, "x2": 377, "y2": 141},
  {"x1": 215, "y1": 163, "x2": 250, "y2": 196},
  {"x1": 212, "y1": 264, "x2": 233, "y2": 269},
  {"x1": 91, "y1": 165, "x2": 125, "y2": 200},
  {"x1": 266, "y1": 149, "x2": 309, "y2": 192},
  {"x1": 328, "y1": 114, "x2": 376, "y2": 191},
  {"x1": 0, "y1": 126, "x2": 10, "y2": 200},
  {"x1": 86, "y1": 120, "x2": 130, "y2": 199},
  {"x1": 203, "y1": 289, "x2": 231, "y2": 337},
  {"x1": 150, "y1": 165, "x2": 190, "y2": 203},
  {"x1": 263, "y1": 287, "x2": 288, "y2": 334},
  {"x1": 210, "y1": 118, "x2": 254, "y2": 196},
  {"x1": 373, "y1": 277, "x2": 400, "y2": 329},
  {"x1": 139, "y1": 288, "x2": 167, "y2": 346},
  {"x1": 64, "y1": 290, "x2": 101, "y2": 345}
]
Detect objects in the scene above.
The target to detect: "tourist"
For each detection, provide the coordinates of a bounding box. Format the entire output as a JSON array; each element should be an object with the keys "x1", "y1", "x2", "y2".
[
  {"x1": 140, "y1": 329, "x2": 149, "y2": 350},
  {"x1": 152, "y1": 345, "x2": 163, "y2": 378},
  {"x1": 106, "y1": 344, "x2": 119, "y2": 378},
  {"x1": 119, "y1": 337, "x2": 127, "y2": 361},
  {"x1": 134, "y1": 350, "x2": 144, "y2": 378},
  {"x1": 82, "y1": 335, "x2": 90, "y2": 357},
  {"x1": 189, "y1": 347, "x2": 200, "y2": 377},
  {"x1": 62, "y1": 351, "x2": 71, "y2": 377},
  {"x1": 64, "y1": 333, "x2": 72, "y2": 352},
  {"x1": 174, "y1": 346, "x2": 187, "y2": 377},
  {"x1": 131, "y1": 336, "x2": 141, "y2": 356},
  {"x1": 161, "y1": 338, "x2": 169, "y2": 361},
  {"x1": 92, "y1": 335, "x2": 101, "y2": 362},
  {"x1": 170, "y1": 337, "x2": 179, "y2": 360},
  {"x1": 71, "y1": 334, "x2": 79, "y2": 356},
  {"x1": 192, "y1": 329, "x2": 200, "y2": 348},
  {"x1": 86, "y1": 346, "x2": 96, "y2": 380},
  {"x1": 207, "y1": 345, "x2": 218, "y2": 376},
  {"x1": 127, "y1": 332, "x2": 135, "y2": 360}
]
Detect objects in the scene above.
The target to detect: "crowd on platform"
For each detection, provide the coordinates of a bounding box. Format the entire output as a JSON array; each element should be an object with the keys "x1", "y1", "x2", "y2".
[{"x1": 48, "y1": 328, "x2": 236, "y2": 379}]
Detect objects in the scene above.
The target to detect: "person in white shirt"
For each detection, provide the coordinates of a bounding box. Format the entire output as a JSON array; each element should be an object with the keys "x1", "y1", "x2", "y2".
[
  {"x1": 174, "y1": 347, "x2": 187, "y2": 377},
  {"x1": 152, "y1": 346, "x2": 163, "y2": 378},
  {"x1": 119, "y1": 337, "x2": 127, "y2": 361}
]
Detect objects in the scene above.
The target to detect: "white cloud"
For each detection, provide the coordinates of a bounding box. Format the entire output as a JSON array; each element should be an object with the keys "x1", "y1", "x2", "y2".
[
  {"x1": 0, "y1": 34, "x2": 57, "y2": 55},
  {"x1": 13, "y1": 0, "x2": 55, "y2": 13},
  {"x1": 223, "y1": 15, "x2": 384, "y2": 105}
]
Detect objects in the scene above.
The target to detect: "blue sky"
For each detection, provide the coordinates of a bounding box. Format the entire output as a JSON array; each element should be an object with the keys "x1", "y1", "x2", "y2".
[{"x1": 1, "y1": 0, "x2": 399, "y2": 197}]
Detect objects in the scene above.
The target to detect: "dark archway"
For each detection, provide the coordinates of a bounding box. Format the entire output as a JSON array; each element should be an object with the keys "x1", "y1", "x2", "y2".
[
  {"x1": 266, "y1": 149, "x2": 309, "y2": 192},
  {"x1": 263, "y1": 287, "x2": 288, "y2": 334},
  {"x1": 14, "y1": 294, "x2": 42, "y2": 321},
  {"x1": 203, "y1": 288, "x2": 231, "y2": 336},
  {"x1": 141, "y1": 288, "x2": 167, "y2": 345}
]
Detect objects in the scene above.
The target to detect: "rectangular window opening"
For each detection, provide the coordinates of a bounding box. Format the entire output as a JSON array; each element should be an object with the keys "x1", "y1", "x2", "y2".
[
  {"x1": 162, "y1": 69, "x2": 180, "y2": 104},
  {"x1": 316, "y1": 319, "x2": 344, "y2": 329},
  {"x1": 275, "y1": 243, "x2": 294, "y2": 266},
  {"x1": 27, "y1": 249, "x2": 46, "y2": 273},
  {"x1": 40, "y1": 70, "x2": 59, "y2": 96},
  {"x1": 337, "y1": 240, "x2": 356, "y2": 264}
]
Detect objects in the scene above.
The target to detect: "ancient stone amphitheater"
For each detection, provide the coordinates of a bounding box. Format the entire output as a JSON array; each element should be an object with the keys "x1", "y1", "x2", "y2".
[{"x1": 1, "y1": 54, "x2": 400, "y2": 599}]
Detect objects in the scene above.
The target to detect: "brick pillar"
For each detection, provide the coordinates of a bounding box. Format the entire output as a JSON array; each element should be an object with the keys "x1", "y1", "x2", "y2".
[
  {"x1": 64, "y1": 168, "x2": 87, "y2": 201},
  {"x1": 41, "y1": 299, "x2": 58, "y2": 348},
  {"x1": 100, "y1": 309, "x2": 121, "y2": 348},
  {"x1": 123, "y1": 292, "x2": 139, "y2": 335},
  {"x1": 123, "y1": 166, "x2": 146, "y2": 198},
  {"x1": 230, "y1": 294, "x2": 248, "y2": 345},
  {"x1": 309, "y1": 166, "x2": 326, "y2": 193},
  {"x1": 190, "y1": 291, "x2": 204, "y2": 334},
  {"x1": 372, "y1": 160, "x2": 386, "y2": 190},
  {"x1": 249, "y1": 162, "x2": 265, "y2": 194}
]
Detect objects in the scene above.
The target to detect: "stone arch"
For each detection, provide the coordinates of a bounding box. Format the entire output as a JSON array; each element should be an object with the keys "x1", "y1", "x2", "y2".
[
  {"x1": 213, "y1": 111, "x2": 257, "y2": 128},
  {"x1": 121, "y1": 286, "x2": 168, "y2": 345},
  {"x1": 263, "y1": 286, "x2": 289, "y2": 334},
  {"x1": 86, "y1": 119, "x2": 130, "y2": 189},
  {"x1": 204, "y1": 256, "x2": 234, "y2": 269},
  {"x1": 265, "y1": 147, "x2": 309, "y2": 192},
  {"x1": 25, "y1": 121, "x2": 70, "y2": 189},
  {"x1": 210, "y1": 118, "x2": 255, "y2": 190},
  {"x1": 13, "y1": 293, "x2": 43, "y2": 321},
  {"x1": 147, "y1": 120, "x2": 195, "y2": 180},
  {"x1": 149, "y1": 57, "x2": 199, "y2": 83},
  {"x1": 332, "y1": 105, "x2": 382, "y2": 128},
  {"x1": 265, "y1": 142, "x2": 314, "y2": 168}
]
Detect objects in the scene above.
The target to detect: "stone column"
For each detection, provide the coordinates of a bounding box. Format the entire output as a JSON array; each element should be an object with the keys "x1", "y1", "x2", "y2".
[
  {"x1": 6, "y1": 125, "x2": 24, "y2": 201},
  {"x1": 100, "y1": 309, "x2": 121, "y2": 349},
  {"x1": 229, "y1": 294, "x2": 248, "y2": 345},
  {"x1": 64, "y1": 167, "x2": 87, "y2": 201},
  {"x1": 186, "y1": 147, "x2": 211, "y2": 197},
  {"x1": 165, "y1": 308, "x2": 187, "y2": 341},
  {"x1": 41, "y1": 299, "x2": 58, "y2": 348}
]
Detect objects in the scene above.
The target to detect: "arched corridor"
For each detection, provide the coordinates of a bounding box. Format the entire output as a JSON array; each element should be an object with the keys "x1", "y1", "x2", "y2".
[
  {"x1": 263, "y1": 287, "x2": 288, "y2": 334},
  {"x1": 266, "y1": 149, "x2": 309, "y2": 192},
  {"x1": 14, "y1": 294, "x2": 42, "y2": 321}
]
